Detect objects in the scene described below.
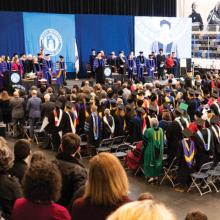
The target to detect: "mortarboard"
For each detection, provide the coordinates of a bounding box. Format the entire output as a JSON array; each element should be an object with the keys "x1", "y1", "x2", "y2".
[
  {"x1": 182, "y1": 128, "x2": 193, "y2": 138},
  {"x1": 139, "y1": 51, "x2": 143, "y2": 54},
  {"x1": 45, "y1": 54, "x2": 50, "y2": 56},
  {"x1": 195, "y1": 118, "x2": 205, "y2": 127},
  {"x1": 179, "y1": 102, "x2": 189, "y2": 111},
  {"x1": 55, "y1": 101, "x2": 62, "y2": 108},
  {"x1": 175, "y1": 107, "x2": 184, "y2": 115},
  {"x1": 59, "y1": 55, "x2": 64, "y2": 59},
  {"x1": 211, "y1": 116, "x2": 220, "y2": 124},
  {"x1": 65, "y1": 101, "x2": 73, "y2": 109}
]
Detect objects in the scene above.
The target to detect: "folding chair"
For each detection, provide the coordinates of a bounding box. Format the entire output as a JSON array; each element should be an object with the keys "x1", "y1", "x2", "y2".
[
  {"x1": 187, "y1": 162, "x2": 213, "y2": 196},
  {"x1": 96, "y1": 138, "x2": 112, "y2": 153},
  {"x1": 134, "y1": 164, "x2": 145, "y2": 176},
  {"x1": 112, "y1": 143, "x2": 131, "y2": 161},
  {"x1": 111, "y1": 136, "x2": 126, "y2": 152},
  {"x1": 23, "y1": 122, "x2": 31, "y2": 140},
  {"x1": 160, "y1": 157, "x2": 178, "y2": 187},
  {"x1": 206, "y1": 162, "x2": 220, "y2": 192},
  {"x1": 79, "y1": 134, "x2": 90, "y2": 158},
  {"x1": 33, "y1": 122, "x2": 44, "y2": 145}
]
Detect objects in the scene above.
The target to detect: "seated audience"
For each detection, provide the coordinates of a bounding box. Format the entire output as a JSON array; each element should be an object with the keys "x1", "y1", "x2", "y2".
[
  {"x1": 0, "y1": 145, "x2": 22, "y2": 219},
  {"x1": 9, "y1": 139, "x2": 31, "y2": 183},
  {"x1": 11, "y1": 161, "x2": 71, "y2": 220},
  {"x1": 71, "y1": 152, "x2": 131, "y2": 220},
  {"x1": 107, "y1": 200, "x2": 176, "y2": 220},
  {"x1": 55, "y1": 133, "x2": 87, "y2": 207}
]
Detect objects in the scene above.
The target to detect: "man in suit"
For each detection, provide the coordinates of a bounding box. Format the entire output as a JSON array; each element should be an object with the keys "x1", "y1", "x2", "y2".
[{"x1": 26, "y1": 89, "x2": 42, "y2": 140}]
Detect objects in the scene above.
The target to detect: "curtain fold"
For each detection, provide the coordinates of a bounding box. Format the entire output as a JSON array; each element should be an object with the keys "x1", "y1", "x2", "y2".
[{"x1": 0, "y1": 0, "x2": 176, "y2": 16}]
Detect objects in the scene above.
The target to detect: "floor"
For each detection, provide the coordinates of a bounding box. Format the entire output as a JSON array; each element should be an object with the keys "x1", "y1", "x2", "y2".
[{"x1": 7, "y1": 138, "x2": 220, "y2": 220}]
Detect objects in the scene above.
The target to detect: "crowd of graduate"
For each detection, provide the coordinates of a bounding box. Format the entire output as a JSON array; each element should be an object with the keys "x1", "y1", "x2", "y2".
[
  {"x1": 89, "y1": 49, "x2": 179, "y2": 83},
  {"x1": 0, "y1": 56, "x2": 219, "y2": 219},
  {"x1": 0, "y1": 52, "x2": 66, "y2": 90}
]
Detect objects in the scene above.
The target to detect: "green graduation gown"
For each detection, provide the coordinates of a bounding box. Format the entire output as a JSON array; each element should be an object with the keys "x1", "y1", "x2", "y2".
[{"x1": 142, "y1": 127, "x2": 164, "y2": 177}]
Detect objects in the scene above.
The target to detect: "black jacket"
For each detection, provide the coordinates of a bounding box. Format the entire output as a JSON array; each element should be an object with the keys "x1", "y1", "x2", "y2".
[
  {"x1": 0, "y1": 173, "x2": 22, "y2": 219},
  {"x1": 9, "y1": 160, "x2": 28, "y2": 183},
  {"x1": 55, "y1": 153, "x2": 87, "y2": 207}
]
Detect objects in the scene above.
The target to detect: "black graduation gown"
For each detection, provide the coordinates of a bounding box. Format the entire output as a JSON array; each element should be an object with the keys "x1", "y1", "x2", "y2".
[
  {"x1": 60, "y1": 111, "x2": 75, "y2": 135},
  {"x1": 129, "y1": 116, "x2": 142, "y2": 143},
  {"x1": 210, "y1": 125, "x2": 220, "y2": 165},
  {"x1": 24, "y1": 60, "x2": 34, "y2": 74},
  {"x1": 102, "y1": 115, "x2": 114, "y2": 139},
  {"x1": 176, "y1": 139, "x2": 195, "y2": 186},
  {"x1": 187, "y1": 98, "x2": 197, "y2": 122},
  {"x1": 167, "y1": 121, "x2": 183, "y2": 164},
  {"x1": 194, "y1": 129, "x2": 214, "y2": 171},
  {"x1": 114, "y1": 114, "x2": 125, "y2": 137},
  {"x1": 210, "y1": 102, "x2": 220, "y2": 116}
]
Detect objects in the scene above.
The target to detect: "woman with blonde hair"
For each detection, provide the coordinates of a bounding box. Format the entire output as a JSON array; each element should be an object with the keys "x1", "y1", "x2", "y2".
[
  {"x1": 71, "y1": 152, "x2": 131, "y2": 220},
  {"x1": 107, "y1": 199, "x2": 176, "y2": 220}
]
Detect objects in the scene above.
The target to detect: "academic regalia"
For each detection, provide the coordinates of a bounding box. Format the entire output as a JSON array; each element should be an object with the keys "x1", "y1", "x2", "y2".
[
  {"x1": 116, "y1": 56, "x2": 127, "y2": 76},
  {"x1": 166, "y1": 118, "x2": 184, "y2": 164},
  {"x1": 89, "y1": 54, "x2": 96, "y2": 77},
  {"x1": 210, "y1": 119, "x2": 220, "y2": 165},
  {"x1": 77, "y1": 103, "x2": 86, "y2": 134},
  {"x1": 172, "y1": 56, "x2": 180, "y2": 77},
  {"x1": 136, "y1": 55, "x2": 147, "y2": 81},
  {"x1": 189, "y1": 10, "x2": 203, "y2": 30},
  {"x1": 187, "y1": 98, "x2": 197, "y2": 122},
  {"x1": 210, "y1": 101, "x2": 220, "y2": 116},
  {"x1": 130, "y1": 115, "x2": 142, "y2": 143},
  {"x1": 46, "y1": 104, "x2": 64, "y2": 150},
  {"x1": 147, "y1": 58, "x2": 155, "y2": 77},
  {"x1": 127, "y1": 58, "x2": 136, "y2": 79},
  {"x1": 56, "y1": 61, "x2": 66, "y2": 86},
  {"x1": 114, "y1": 112, "x2": 126, "y2": 137},
  {"x1": 156, "y1": 54, "x2": 166, "y2": 79},
  {"x1": 107, "y1": 56, "x2": 117, "y2": 73},
  {"x1": 42, "y1": 59, "x2": 54, "y2": 84},
  {"x1": 19, "y1": 59, "x2": 25, "y2": 76},
  {"x1": 0, "y1": 64, "x2": 4, "y2": 91},
  {"x1": 93, "y1": 58, "x2": 105, "y2": 84},
  {"x1": 24, "y1": 60, "x2": 34, "y2": 75},
  {"x1": 142, "y1": 127, "x2": 164, "y2": 177},
  {"x1": 102, "y1": 115, "x2": 115, "y2": 139},
  {"x1": 194, "y1": 128, "x2": 214, "y2": 171},
  {"x1": 176, "y1": 138, "x2": 195, "y2": 186},
  {"x1": 61, "y1": 111, "x2": 76, "y2": 135},
  {"x1": 88, "y1": 112, "x2": 102, "y2": 147}
]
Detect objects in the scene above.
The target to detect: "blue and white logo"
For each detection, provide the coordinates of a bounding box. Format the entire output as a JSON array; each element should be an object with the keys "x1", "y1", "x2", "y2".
[{"x1": 40, "y1": 29, "x2": 63, "y2": 56}]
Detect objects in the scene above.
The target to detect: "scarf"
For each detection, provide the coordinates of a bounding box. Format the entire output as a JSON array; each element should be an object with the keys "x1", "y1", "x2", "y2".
[
  {"x1": 54, "y1": 109, "x2": 63, "y2": 127},
  {"x1": 66, "y1": 111, "x2": 76, "y2": 134},
  {"x1": 103, "y1": 115, "x2": 115, "y2": 135},
  {"x1": 142, "y1": 117, "x2": 147, "y2": 134},
  {"x1": 182, "y1": 139, "x2": 195, "y2": 168},
  {"x1": 211, "y1": 125, "x2": 220, "y2": 143},
  {"x1": 175, "y1": 117, "x2": 184, "y2": 130},
  {"x1": 92, "y1": 113, "x2": 99, "y2": 140},
  {"x1": 197, "y1": 129, "x2": 211, "y2": 151}
]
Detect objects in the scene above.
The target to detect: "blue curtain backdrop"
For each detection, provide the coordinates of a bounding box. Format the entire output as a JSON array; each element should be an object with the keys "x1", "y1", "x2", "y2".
[
  {"x1": 75, "y1": 15, "x2": 134, "y2": 77},
  {"x1": 0, "y1": 12, "x2": 25, "y2": 56},
  {"x1": 23, "y1": 12, "x2": 76, "y2": 72}
]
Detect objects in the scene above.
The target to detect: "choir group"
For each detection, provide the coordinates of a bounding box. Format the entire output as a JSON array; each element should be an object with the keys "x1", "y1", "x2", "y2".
[{"x1": 89, "y1": 49, "x2": 179, "y2": 83}]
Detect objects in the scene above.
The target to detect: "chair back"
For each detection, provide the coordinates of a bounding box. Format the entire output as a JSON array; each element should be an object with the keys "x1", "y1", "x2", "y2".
[
  {"x1": 199, "y1": 162, "x2": 214, "y2": 173},
  {"x1": 112, "y1": 136, "x2": 125, "y2": 145},
  {"x1": 100, "y1": 138, "x2": 113, "y2": 147}
]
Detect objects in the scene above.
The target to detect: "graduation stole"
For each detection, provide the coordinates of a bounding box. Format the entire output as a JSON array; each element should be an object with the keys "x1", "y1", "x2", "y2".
[
  {"x1": 214, "y1": 102, "x2": 220, "y2": 113},
  {"x1": 103, "y1": 115, "x2": 115, "y2": 134},
  {"x1": 175, "y1": 117, "x2": 184, "y2": 131},
  {"x1": 54, "y1": 109, "x2": 63, "y2": 127},
  {"x1": 72, "y1": 105, "x2": 78, "y2": 126},
  {"x1": 197, "y1": 129, "x2": 211, "y2": 151},
  {"x1": 211, "y1": 125, "x2": 220, "y2": 143},
  {"x1": 92, "y1": 113, "x2": 99, "y2": 140},
  {"x1": 182, "y1": 139, "x2": 195, "y2": 168},
  {"x1": 154, "y1": 129, "x2": 161, "y2": 142},
  {"x1": 142, "y1": 114, "x2": 147, "y2": 134},
  {"x1": 66, "y1": 111, "x2": 76, "y2": 134},
  {"x1": 182, "y1": 117, "x2": 190, "y2": 128}
]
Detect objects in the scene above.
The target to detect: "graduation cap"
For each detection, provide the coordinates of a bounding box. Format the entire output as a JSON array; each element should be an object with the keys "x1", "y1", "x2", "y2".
[
  {"x1": 45, "y1": 54, "x2": 50, "y2": 57},
  {"x1": 164, "y1": 88, "x2": 172, "y2": 93},
  {"x1": 179, "y1": 102, "x2": 189, "y2": 111},
  {"x1": 195, "y1": 110, "x2": 203, "y2": 118},
  {"x1": 55, "y1": 101, "x2": 62, "y2": 109},
  {"x1": 211, "y1": 116, "x2": 220, "y2": 124},
  {"x1": 91, "y1": 49, "x2": 95, "y2": 51},
  {"x1": 37, "y1": 53, "x2": 42, "y2": 56},
  {"x1": 137, "y1": 107, "x2": 145, "y2": 114},
  {"x1": 139, "y1": 51, "x2": 143, "y2": 54},
  {"x1": 212, "y1": 91, "x2": 219, "y2": 99},
  {"x1": 182, "y1": 128, "x2": 193, "y2": 138},
  {"x1": 20, "y1": 53, "x2": 25, "y2": 57},
  {"x1": 195, "y1": 90, "x2": 201, "y2": 96},
  {"x1": 188, "y1": 89, "x2": 195, "y2": 96},
  {"x1": 195, "y1": 118, "x2": 205, "y2": 127},
  {"x1": 118, "y1": 104, "x2": 124, "y2": 110},
  {"x1": 148, "y1": 105, "x2": 157, "y2": 112},
  {"x1": 175, "y1": 107, "x2": 184, "y2": 115},
  {"x1": 65, "y1": 101, "x2": 73, "y2": 109},
  {"x1": 59, "y1": 55, "x2": 64, "y2": 59}
]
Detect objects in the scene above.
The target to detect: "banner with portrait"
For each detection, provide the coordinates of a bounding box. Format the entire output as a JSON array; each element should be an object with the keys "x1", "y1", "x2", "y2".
[
  {"x1": 135, "y1": 17, "x2": 192, "y2": 58},
  {"x1": 23, "y1": 13, "x2": 76, "y2": 72}
]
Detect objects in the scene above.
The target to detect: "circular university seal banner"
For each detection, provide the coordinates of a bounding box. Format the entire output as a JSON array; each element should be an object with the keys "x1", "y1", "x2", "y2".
[{"x1": 40, "y1": 29, "x2": 63, "y2": 56}]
